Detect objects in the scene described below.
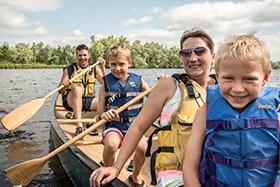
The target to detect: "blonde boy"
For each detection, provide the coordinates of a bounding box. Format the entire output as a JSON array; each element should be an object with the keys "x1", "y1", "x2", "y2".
[
  {"x1": 184, "y1": 34, "x2": 280, "y2": 186},
  {"x1": 96, "y1": 43, "x2": 149, "y2": 186}
]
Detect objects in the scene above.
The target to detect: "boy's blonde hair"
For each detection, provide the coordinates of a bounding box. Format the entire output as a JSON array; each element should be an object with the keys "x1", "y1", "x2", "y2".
[
  {"x1": 215, "y1": 33, "x2": 271, "y2": 74},
  {"x1": 107, "y1": 43, "x2": 131, "y2": 61}
]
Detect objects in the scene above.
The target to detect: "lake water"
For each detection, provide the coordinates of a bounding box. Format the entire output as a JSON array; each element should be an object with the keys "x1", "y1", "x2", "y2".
[{"x1": 0, "y1": 69, "x2": 279, "y2": 186}]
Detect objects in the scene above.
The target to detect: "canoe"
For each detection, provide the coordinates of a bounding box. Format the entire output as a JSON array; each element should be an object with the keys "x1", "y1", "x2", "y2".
[{"x1": 50, "y1": 93, "x2": 158, "y2": 187}]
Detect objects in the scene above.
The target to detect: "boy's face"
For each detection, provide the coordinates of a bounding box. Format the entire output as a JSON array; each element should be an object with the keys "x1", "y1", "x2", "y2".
[
  {"x1": 76, "y1": 49, "x2": 90, "y2": 68},
  {"x1": 216, "y1": 58, "x2": 271, "y2": 112},
  {"x1": 108, "y1": 54, "x2": 131, "y2": 81}
]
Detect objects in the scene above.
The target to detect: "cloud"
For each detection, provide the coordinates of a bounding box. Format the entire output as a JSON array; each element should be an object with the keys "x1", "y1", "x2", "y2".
[
  {"x1": 73, "y1": 29, "x2": 83, "y2": 36},
  {"x1": 258, "y1": 31, "x2": 280, "y2": 61},
  {"x1": 0, "y1": 9, "x2": 27, "y2": 29},
  {"x1": 163, "y1": 0, "x2": 280, "y2": 33},
  {"x1": 127, "y1": 28, "x2": 178, "y2": 47},
  {"x1": 0, "y1": 0, "x2": 61, "y2": 34},
  {"x1": 30, "y1": 27, "x2": 48, "y2": 35},
  {"x1": 149, "y1": 6, "x2": 162, "y2": 14},
  {"x1": 1, "y1": 0, "x2": 280, "y2": 61},
  {"x1": 0, "y1": 0, "x2": 61, "y2": 12},
  {"x1": 118, "y1": 0, "x2": 280, "y2": 60},
  {"x1": 123, "y1": 16, "x2": 153, "y2": 26}
]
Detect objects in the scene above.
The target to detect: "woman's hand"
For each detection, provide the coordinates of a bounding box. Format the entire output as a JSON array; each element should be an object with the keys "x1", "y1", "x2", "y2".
[{"x1": 89, "y1": 166, "x2": 120, "y2": 187}]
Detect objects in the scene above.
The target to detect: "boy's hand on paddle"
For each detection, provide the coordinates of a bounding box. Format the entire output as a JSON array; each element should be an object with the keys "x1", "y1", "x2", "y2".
[
  {"x1": 89, "y1": 166, "x2": 119, "y2": 187},
  {"x1": 101, "y1": 109, "x2": 119, "y2": 121}
]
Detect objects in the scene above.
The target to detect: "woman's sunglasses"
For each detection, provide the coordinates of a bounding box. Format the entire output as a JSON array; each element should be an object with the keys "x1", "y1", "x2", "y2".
[{"x1": 179, "y1": 46, "x2": 208, "y2": 57}]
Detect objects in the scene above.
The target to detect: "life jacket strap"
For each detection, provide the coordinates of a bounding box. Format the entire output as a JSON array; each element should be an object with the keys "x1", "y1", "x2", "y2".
[
  {"x1": 106, "y1": 92, "x2": 140, "y2": 104},
  {"x1": 207, "y1": 119, "x2": 279, "y2": 130},
  {"x1": 206, "y1": 119, "x2": 279, "y2": 146},
  {"x1": 206, "y1": 149, "x2": 279, "y2": 169},
  {"x1": 145, "y1": 126, "x2": 171, "y2": 157},
  {"x1": 172, "y1": 73, "x2": 203, "y2": 107},
  {"x1": 150, "y1": 151, "x2": 158, "y2": 185},
  {"x1": 112, "y1": 117, "x2": 136, "y2": 123},
  {"x1": 148, "y1": 146, "x2": 174, "y2": 186},
  {"x1": 108, "y1": 103, "x2": 143, "y2": 111}
]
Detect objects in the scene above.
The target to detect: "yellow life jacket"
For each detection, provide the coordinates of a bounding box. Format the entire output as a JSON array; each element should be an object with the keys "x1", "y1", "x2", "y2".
[
  {"x1": 145, "y1": 74, "x2": 206, "y2": 185},
  {"x1": 65, "y1": 63, "x2": 96, "y2": 97}
]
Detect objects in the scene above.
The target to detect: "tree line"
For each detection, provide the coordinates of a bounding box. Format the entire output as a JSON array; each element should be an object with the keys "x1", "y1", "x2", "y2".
[{"x1": 0, "y1": 35, "x2": 279, "y2": 69}]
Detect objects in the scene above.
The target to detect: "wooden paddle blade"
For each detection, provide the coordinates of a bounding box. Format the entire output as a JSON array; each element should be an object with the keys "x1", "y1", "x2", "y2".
[
  {"x1": 4, "y1": 157, "x2": 46, "y2": 186},
  {"x1": 1, "y1": 98, "x2": 45, "y2": 131}
]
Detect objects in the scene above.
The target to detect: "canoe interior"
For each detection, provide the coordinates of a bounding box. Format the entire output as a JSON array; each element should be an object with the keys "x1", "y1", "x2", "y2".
[{"x1": 51, "y1": 94, "x2": 158, "y2": 186}]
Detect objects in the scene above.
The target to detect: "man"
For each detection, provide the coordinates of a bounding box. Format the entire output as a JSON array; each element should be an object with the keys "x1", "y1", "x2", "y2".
[{"x1": 58, "y1": 44, "x2": 106, "y2": 138}]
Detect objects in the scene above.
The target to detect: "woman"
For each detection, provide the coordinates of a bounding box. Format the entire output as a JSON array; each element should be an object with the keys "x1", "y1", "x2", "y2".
[{"x1": 90, "y1": 27, "x2": 216, "y2": 187}]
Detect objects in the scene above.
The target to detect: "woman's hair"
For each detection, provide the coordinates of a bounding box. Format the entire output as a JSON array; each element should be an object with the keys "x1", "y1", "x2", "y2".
[
  {"x1": 180, "y1": 27, "x2": 214, "y2": 52},
  {"x1": 215, "y1": 33, "x2": 271, "y2": 74},
  {"x1": 107, "y1": 43, "x2": 131, "y2": 61}
]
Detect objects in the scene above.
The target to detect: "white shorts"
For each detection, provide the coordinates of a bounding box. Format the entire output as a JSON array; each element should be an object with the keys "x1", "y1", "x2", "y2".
[{"x1": 102, "y1": 127, "x2": 124, "y2": 146}]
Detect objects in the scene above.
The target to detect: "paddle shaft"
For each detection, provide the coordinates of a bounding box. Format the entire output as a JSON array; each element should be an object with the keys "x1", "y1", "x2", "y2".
[
  {"x1": 44, "y1": 84, "x2": 155, "y2": 160},
  {"x1": 43, "y1": 61, "x2": 100, "y2": 100},
  {"x1": 76, "y1": 136, "x2": 158, "y2": 146},
  {"x1": 57, "y1": 118, "x2": 97, "y2": 124}
]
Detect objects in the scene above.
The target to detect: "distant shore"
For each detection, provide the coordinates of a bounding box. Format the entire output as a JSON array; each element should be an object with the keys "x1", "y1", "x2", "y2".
[
  {"x1": 0, "y1": 63, "x2": 64, "y2": 69},
  {"x1": 0, "y1": 62, "x2": 279, "y2": 70}
]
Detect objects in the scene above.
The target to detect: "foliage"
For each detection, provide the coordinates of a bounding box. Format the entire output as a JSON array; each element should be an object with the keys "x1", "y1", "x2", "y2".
[
  {"x1": 271, "y1": 61, "x2": 280, "y2": 70},
  {"x1": 0, "y1": 36, "x2": 279, "y2": 69}
]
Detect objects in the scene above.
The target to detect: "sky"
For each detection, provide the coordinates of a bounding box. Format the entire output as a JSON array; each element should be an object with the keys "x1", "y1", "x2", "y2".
[{"x1": 0, "y1": 0, "x2": 280, "y2": 61}]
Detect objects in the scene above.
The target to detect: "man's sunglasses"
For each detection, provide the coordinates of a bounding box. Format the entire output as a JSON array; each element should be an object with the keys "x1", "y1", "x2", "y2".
[{"x1": 179, "y1": 46, "x2": 208, "y2": 57}]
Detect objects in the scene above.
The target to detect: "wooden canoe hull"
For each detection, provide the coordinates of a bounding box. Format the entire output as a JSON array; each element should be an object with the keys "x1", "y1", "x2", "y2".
[
  {"x1": 50, "y1": 94, "x2": 158, "y2": 186},
  {"x1": 50, "y1": 94, "x2": 129, "y2": 187}
]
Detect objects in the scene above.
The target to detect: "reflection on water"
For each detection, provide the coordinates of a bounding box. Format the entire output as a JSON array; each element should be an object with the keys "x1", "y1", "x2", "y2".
[
  {"x1": 0, "y1": 69, "x2": 72, "y2": 186},
  {"x1": 0, "y1": 69, "x2": 279, "y2": 186},
  {"x1": 7, "y1": 141, "x2": 40, "y2": 160}
]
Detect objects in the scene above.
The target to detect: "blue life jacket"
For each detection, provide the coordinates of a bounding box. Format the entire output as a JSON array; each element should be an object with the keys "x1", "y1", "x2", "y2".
[
  {"x1": 199, "y1": 85, "x2": 280, "y2": 187},
  {"x1": 104, "y1": 72, "x2": 143, "y2": 132}
]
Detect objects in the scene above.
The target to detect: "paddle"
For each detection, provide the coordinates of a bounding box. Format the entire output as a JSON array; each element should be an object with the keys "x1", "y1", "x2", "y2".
[
  {"x1": 4, "y1": 83, "x2": 156, "y2": 186},
  {"x1": 1, "y1": 61, "x2": 101, "y2": 131},
  {"x1": 57, "y1": 118, "x2": 97, "y2": 124},
  {"x1": 76, "y1": 136, "x2": 158, "y2": 146}
]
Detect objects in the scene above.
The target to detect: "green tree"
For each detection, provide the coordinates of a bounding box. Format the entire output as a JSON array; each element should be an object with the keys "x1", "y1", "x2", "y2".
[
  {"x1": 166, "y1": 47, "x2": 181, "y2": 68},
  {"x1": 12, "y1": 43, "x2": 33, "y2": 64},
  {"x1": 271, "y1": 61, "x2": 280, "y2": 69},
  {"x1": 31, "y1": 42, "x2": 45, "y2": 63},
  {"x1": 42, "y1": 45, "x2": 54, "y2": 65},
  {"x1": 0, "y1": 42, "x2": 13, "y2": 62},
  {"x1": 131, "y1": 40, "x2": 148, "y2": 68},
  {"x1": 144, "y1": 42, "x2": 167, "y2": 68},
  {"x1": 56, "y1": 45, "x2": 75, "y2": 65}
]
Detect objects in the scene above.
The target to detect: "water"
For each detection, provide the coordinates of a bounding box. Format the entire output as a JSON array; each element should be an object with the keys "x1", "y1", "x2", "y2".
[
  {"x1": 0, "y1": 69, "x2": 279, "y2": 186},
  {"x1": 0, "y1": 68, "x2": 185, "y2": 186}
]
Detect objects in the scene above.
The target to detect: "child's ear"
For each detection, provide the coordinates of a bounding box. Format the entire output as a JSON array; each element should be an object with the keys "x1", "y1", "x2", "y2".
[
  {"x1": 262, "y1": 70, "x2": 271, "y2": 85},
  {"x1": 128, "y1": 60, "x2": 132, "y2": 67},
  {"x1": 215, "y1": 69, "x2": 220, "y2": 81}
]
